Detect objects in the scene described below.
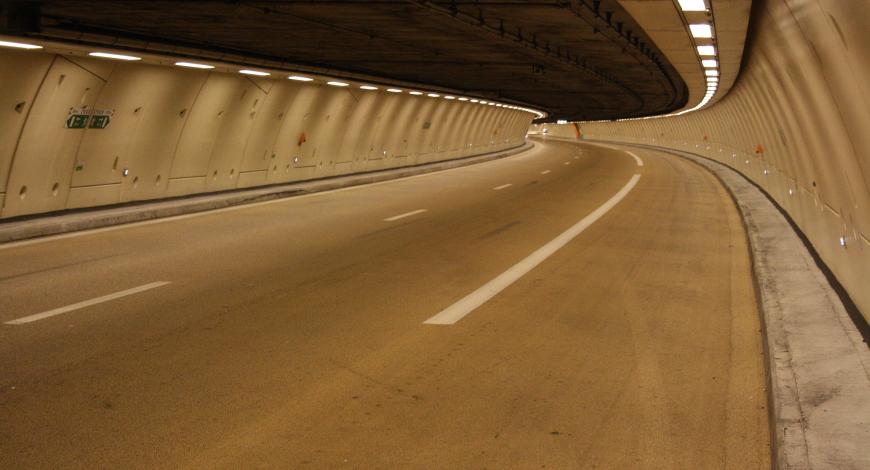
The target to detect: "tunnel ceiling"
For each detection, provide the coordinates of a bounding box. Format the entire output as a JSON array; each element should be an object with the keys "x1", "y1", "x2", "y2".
[{"x1": 25, "y1": 0, "x2": 688, "y2": 121}]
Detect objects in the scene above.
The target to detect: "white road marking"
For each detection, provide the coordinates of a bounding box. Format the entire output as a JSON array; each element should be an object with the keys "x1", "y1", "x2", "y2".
[
  {"x1": 581, "y1": 142, "x2": 644, "y2": 167},
  {"x1": 384, "y1": 209, "x2": 427, "y2": 222},
  {"x1": 4, "y1": 281, "x2": 171, "y2": 325},
  {"x1": 540, "y1": 170, "x2": 551, "y2": 175},
  {"x1": 0, "y1": 145, "x2": 542, "y2": 251},
  {"x1": 627, "y1": 151, "x2": 644, "y2": 167},
  {"x1": 424, "y1": 173, "x2": 641, "y2": 325},
  {"x1": 493, "y1": 184, "x2": 512, "y2": 190}
]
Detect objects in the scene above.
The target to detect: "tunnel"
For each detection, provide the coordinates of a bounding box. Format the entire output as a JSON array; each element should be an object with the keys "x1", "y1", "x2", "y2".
[{"x1": 0, "y1": 1, "x2": 867, "y2": 468}]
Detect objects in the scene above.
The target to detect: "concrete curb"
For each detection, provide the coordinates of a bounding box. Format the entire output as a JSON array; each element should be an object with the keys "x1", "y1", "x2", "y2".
[
  {"x1": 596, "y1": 140, "x2": 870, "y2": 470},
  {"x1": 0, "y1": 143, "x2": 533, "y2": 244}
]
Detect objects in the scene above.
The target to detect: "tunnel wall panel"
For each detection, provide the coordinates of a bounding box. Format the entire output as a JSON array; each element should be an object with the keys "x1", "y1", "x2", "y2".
[
  {"x1": 534, "y1": 0, "x2": 870, "y2": 318},
  {"x1": 0, "y1": 49, "x2": 534, "y2": 220}
]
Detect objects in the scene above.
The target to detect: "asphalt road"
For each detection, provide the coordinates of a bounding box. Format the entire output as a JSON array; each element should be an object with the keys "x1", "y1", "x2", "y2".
[{"x1": 0, "y1": 137, "x2": 770, "y2": 469}]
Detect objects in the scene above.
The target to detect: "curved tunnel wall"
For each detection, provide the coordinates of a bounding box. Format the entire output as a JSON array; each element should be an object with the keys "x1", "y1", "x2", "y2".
[
  {"x1": 536, "y1": 0, "x2": 870, "y2": 319},
  {"x1": 0, "y1": 49, "x2": 534, "y2": 219}
]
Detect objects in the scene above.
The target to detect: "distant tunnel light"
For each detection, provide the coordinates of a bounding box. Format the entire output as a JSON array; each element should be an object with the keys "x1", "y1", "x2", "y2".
[
  {"x1": 678, "y1": 0, "x2": 707, "y2": 11},
  {"x1": 175, "y1": 61, "x2": 214, "y2": 69},
  {"x1": 458, "y1": 97, "x2": 469, "y2": 101},
  {"x1": 409, "y1": 91, "x2": 423, "y2": 95},
  {"x1": 90, "y1": 51, "x2": 141, "y2": 61},
  {"x1": 427, "y1": 93, "x2": 440, "y2": 97},
  {"x1": 697, "y1": 45, "x2": 716, "y2": 56},
  {"x1": 240, "y1": 69, "x2": 270, "y2": 76},
  {"x1": 689, "y1": 24, "x2": 713, "y2": 38},
  {"x1": 707, "y1": 76, "x2": 719, "y2": 82},
  {"x1": 470, "y1": 99, "x2": 479, "y2": 103},
  {"x1": 360, "y1": 85, "x2": 378, "y2": 90},
  {"x1": 705, "y1": 69, "x2": 719, "y2": 77},
  {"x1": 327, "y1": 81, "x2": 349, "y2": 87},
  {"x1": 444, "y1": 95, "x2": 456, "y2": 100},
  {"x1": 0, "y1": 40, "x2": 43, "y2": 49},
  {"x1": 288, "y1": 75, "x2": 313, "y2": 82},
  {"x1": 701, "y1": 59, "x2": 718, "y2": 68},
  {"x1": 387, "y1": 88, "x2": 402, "y2": 93},
  {"x1": 556, "y1": 119, "x2": 568, "y2": 124}
]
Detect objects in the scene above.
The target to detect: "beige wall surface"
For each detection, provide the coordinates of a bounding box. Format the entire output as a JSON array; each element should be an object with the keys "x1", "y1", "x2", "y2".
[
  {"x1": 534, "y1": 0, "x2": 870, "y2": 319},
  {"x1": 0, "y1": 49, "x2": 533, "y2": 219}
]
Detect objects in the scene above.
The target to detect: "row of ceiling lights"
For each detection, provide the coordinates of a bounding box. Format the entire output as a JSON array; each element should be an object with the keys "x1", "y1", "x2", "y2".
[
  {"x1": 578, "y1": 0, "x2": 720, "y2": 123},
  {"x1": 0, "y1": 38, "x2": 545, "y2": 119},
  {"x1": 680, "y1": 0, "x2": 719, "y2": 108}
]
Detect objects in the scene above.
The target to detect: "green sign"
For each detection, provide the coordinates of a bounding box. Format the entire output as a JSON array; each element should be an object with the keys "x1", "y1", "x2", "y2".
[
  {"x1": 67, "y1": 107, "x2": 113, "y2": 130},
  {"x1": 66, "y1": 114, "x2": 89, "y2": 129},
  {"x1": 89, "y1": 115, "x2": 110, "y2": 129}
]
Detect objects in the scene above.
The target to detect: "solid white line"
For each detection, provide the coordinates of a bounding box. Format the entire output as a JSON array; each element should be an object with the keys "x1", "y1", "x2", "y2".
[
  {"x1": 424, "y1": 174, "x2": 641, "y2": 325},
  {"x1": 626, "y1": 151, "x2": 644, "y2": 167},
  {"x1": 0, "y1": 146, "x2": 542, "y2": 251},
  {"x1": 384, "y1": 209, "x2": 427, "y2": 222},
  {"x1": 540, "y1": 170, "x2": 551, "y2": 175},
  {"x1": 4, "y1": 281, "x2": 171, "y2": 325},
  {"x1": 493, "y1": 184, "x2": 512, "y2": 190}
]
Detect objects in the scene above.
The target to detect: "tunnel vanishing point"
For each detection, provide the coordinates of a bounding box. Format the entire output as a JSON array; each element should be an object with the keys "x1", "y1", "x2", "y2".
[{"x1": 0, "y1": 1, "x2": 868, "y2": 469}]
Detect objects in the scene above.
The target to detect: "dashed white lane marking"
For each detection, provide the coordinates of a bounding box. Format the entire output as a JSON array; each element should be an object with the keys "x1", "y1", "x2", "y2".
[
  {"x1": 384, "y1": 209, "x2": 428, "y2": 222},
  {"x1": 493, "y1": 184, "x2": 512, "y2": 190},
  {"x1": 540, "y1": 170, "x2": 551, "y2": 175},
  {"x1": 626, "y1": 151, "x2": 644, "y2": 167},
  {"x1": 0, "y1": 146, "x2": 544, "y2": 251},
  {"x1": 4, "y1": 281, "x2": 171, "y2": 325},
  {"x1": 424, "y1": 173, "x2": 642, "y2": 325}
]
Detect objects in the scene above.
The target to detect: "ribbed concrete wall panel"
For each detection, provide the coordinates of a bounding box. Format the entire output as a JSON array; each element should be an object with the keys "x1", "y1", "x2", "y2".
[
  {"x1": 537, "y1": 0, "x2": 870, "y2": 318},
  {"x1": 0, "y1": 49, "x2": 534, "y2": 220}
]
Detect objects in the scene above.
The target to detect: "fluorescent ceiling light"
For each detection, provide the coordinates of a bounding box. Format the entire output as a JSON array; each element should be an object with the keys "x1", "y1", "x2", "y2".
[
  {"x1": 327, "y1": 81, "x2": 349, "y2": 87},
  {"x1": 288, "y1": 75, "x2": 313, "y2": 81},
  {"x1": 409, "y1": 91, "x2": 423, "y2": 95},
  {"x1": 705, "y1": 69, "x2": 719, "y2": 76},
  {"x1": 360, "y1": 85, "x2": 378, "y2": 90},
  {"x1": 427, "y1": 93, "x2": 440, "y2": 97},
  {"x1": 479, "y1": 100, "x2": 488, "y2": 104},
  {"x1": 444, "y1": 95, "x2": 455, "y2": 100},
  {"x1": 458, "y1": 97, "x2": 469, "y2": 101},
  {"x1": 470, "y1": 99, "x2": 479, "y2": 103},
  {"x1": 488, "y1": 102, "x2": 495, "y2": 106},
  {"x1": 701, "y1": 59, "x2": 718, "y2": 68},
  {"x1": 240, "y1": 69, "x2": 270, "y2": 76},
  {"x1": 697, "y1": 45, "x2": 716, "y2": 56},
  {"x1": 387, "y1": 88, "x2": 402, "y2": 93},
  {"x1": 175, "y1": 61, "x2": 214, "y2": 69},
  {"x1": 690, "y1": 24, "x2": 713, "y2": 38},
  {"x1": 0, "y1": 40, "x2": 42, "y2": 50},
  {"x1": 90, "y1": 52, "x2": 141, "y2": 61},
  {"x1": 707, "y1": 77, "x2": 719, "y2": 82},
  {"x1": 678, "y1": 0, "x2": 706, "y2": 11}
]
